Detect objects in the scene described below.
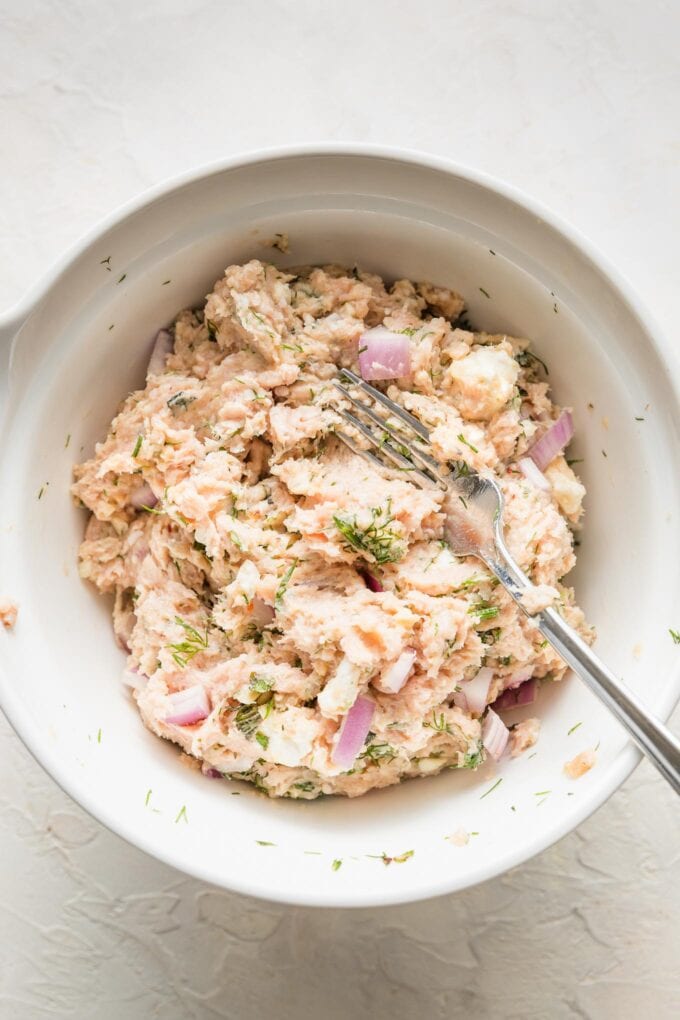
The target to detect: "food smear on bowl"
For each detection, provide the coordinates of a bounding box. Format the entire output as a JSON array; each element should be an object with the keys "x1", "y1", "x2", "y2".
[
  {"x1": 72, "y1": 260, "x2": 593, "y2": 799},
  {"x1": 0, "y1": 597, "x2": 18, "y2": 630}
]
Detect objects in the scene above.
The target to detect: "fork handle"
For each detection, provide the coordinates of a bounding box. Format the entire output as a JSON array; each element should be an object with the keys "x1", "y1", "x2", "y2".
[{"x1": 486, "y1": 554, "x2": 680, "y2": 794}]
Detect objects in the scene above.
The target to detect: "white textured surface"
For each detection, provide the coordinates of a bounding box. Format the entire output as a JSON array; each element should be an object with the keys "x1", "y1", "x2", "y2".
[{"x1": 1, "y1": 1, "x2": 679, "y2": 1016}]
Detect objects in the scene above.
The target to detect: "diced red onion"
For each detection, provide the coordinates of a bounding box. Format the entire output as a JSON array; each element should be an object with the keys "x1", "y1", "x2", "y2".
[
  {"x1": 374, "y1": 649, "x2": 416, "y2": 694},
  {"x1": 358, "y1": 326, "x2": 411, "y2": 381},
  {"x1": 462, "y1": 666, "x2": 494, "y2": 716},
  {"x1": 121, "y1": 666, "x2": 147, "y2": 691},
  {"x1": 201, "y1": 764, "x2": 222, "y2": 779},
  {"x1": 359, "y1": 568, "x2": 384, "y2": 593},
  {"x1": 482, "y1": 708, "x2": 510, "y2": 761},
  {"x1": 332, "y1": 695, "x2": 375, "y2": 768},
  {"x1": 492, "y1": 679, "x2": 537, "y2": 711},
  {"x1": 165, "y1": 685, "x2": 211, "y2": 726},
  {"x1": 517, "y1": 457, "x2": 551, "y2": 492},
  {"x1": 452, "y1": 689, "x2": 468, "y2": 711},
  {"x1": 527, "y1": 410, "x2": 574, "y2": 471},
  {"x1": 129, "y1": 482, "x2": 158, "y2": 509},
  {"x1": 250, "y1": 596, "x2": 275, "y2": 627},
  {"x1": 147, "y1": 329, "x2": 173, "y2": 377}
]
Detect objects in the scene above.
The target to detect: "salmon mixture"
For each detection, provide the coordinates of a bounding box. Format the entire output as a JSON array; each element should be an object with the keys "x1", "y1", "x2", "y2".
[{"x1": 73, "y1": 260, "x2": 592, "y2": 799}]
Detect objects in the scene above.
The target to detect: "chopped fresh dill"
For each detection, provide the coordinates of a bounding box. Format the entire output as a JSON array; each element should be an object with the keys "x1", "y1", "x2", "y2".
[
  {"x1": 100, "y1": 256, "x2": 111, "y2": 270},
  {"x1": 108, "y1": 323, "x2": 114, "y2": 331},
  {"x1": 332, "y1": 859, "x2": 342, "y2": 871},
  {"x1": 567, "y1": 722, "x2": 583, "y2": 736},
  {"x1": 230, "y1": 531, "x2": 244, "y2": 551},
  {"x1": 457, "y1": 433, "x2": 478, "y2": 453},
  {"x1": 534, "y1": 790, "x2": 551, "y2": 796},
  {"x1": 65, "y1": 433, "x2": 71, "y2": 449},
  {"x1": 423, "y1": 711, "x2": 452, "y2": 734},
  {"x1": 461, "y1": 742, "x2": 484, "y2": 769},
  {"x1": 256, "y1": 839, "x2": 276, "y2": 846},
  {"x1": 294, "y1": 781, "x2": 316, "y2": 793},
  {"x1": 175, "y1": 805, "x2": 188, "y2": 824},
  {"x1": 162, "y1": 279, "x2": 171, "y2": 285},
  {"x1": 144, "y1": 789, "x2": 152, "y2": 807},
  {"x1": 480, "y1": 777, "x2": 503, "y2": 799},
  {"x1": 117, "y1": 273, "x2": 126, "y2": 284},
  {"x1": 634, "y1": 416, "x2": 645, "y2": 422},
  {"x1": 255, "y1": 731, "x2": 269, "y2": 750},
  {"x1": 167, "y1": 616, "x2": 209, "y2": 668},
  {"x1": 167, "y1": 391, "x2": 195, "y2": 411},
  {"x1": 275, "y1": 559, "x2": 298, "y2": 607},
  {"x1": 468, "y1": 602, "x2": 500, "y2": 621},
  {"x1": 361, "y1": 742, "x2": 397, "y2": 763},
  {"x1": 669, "y1": 629, "x2": 680, "y2": 645},
  {"x1": 333, "y1": 501, "x2": 404, "y2": 565},
  {"x1": 516, "y1": 350, "x2": 549, "y2": 376},
  {"x1": 132, "y1": 434, "x2": 143, "y2": 458},
  {"x1": 479, "y1": 287, "x2": 491, "y2": 298},
  {"x1": 97, "y1": 728, "x2": 102, "y2": 744}
]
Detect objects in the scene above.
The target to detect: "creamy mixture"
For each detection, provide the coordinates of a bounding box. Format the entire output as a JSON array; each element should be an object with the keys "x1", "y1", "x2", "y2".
[{"x1": 73, "y1": 260, "x2": 592, "y2": 798}]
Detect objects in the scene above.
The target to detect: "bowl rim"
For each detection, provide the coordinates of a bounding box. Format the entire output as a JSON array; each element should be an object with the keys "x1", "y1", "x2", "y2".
[{"x1": 1, "y1": 142, "x2": 678, "y2": 908}]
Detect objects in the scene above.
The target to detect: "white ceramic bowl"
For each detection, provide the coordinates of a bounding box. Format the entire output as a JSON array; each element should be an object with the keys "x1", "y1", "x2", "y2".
[{"x1": 1, "y1": 146, "x2": 679, "y2": 907}]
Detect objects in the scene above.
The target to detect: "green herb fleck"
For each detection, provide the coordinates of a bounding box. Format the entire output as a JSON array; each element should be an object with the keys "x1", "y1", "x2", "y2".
[
  {"x1": 100, "y1": 256, "x2": 111, "y2": 270},
  {"x1": 167, "y1": 391, "x2": 196, "y2": 411},
  {"x1": 567, "y1": 722, "x2": 583, "y2": 736},
  {"x1": 332, "y1": 859, "x2": 342, "y2": 871},
  {"x1": 117, "y1": 273, "x2": 127, "y2": 284},
  {"x1": 65, "y1": 433, "x2": 71, "y2": 449},
  {"x1": 669, "y1": 629, "x2": 680, "y2": 645},
  {"x1": 162, "y1": 279, "x2": 171, "y2": 286},
  {"x1": 97, "y1": 728, "x2": 102, "y2": 744},
  {"x1": 132, "y1": 434, "x2": 143, "y2": 458},
  {"x1": 256, "y1": 840, "x2": 276, "y2": 846},
  {"x1": 275, "y1": 559, "x2": 298, "y2": 608},
  {"x1": 516, "y1": 350, "x2": 549, "y2": 376},
  {"x1": 601, "y1": 449, "x2": 607, "y2": 458},
  {"x1": 108, "y1": 323, "x2": 115, "y2": 331},
  {"x1": 255, "y1": 731, "x2": 269, "y2": 750},
  {"x1": 457, "y1": 433, "x2": 478, "y2": 453},
  {"x1": 462, "y1": 743, "x2": 485, "y2": 769},
  {"x1": 175, "y1": 805, "x2": 188, "y2": 824},
  {"x1": 167, "y1": 616, "x2": 209, "y2": 668},
  {"x1": 479, "y1": 287, "x2": 491, "y2": 299},
  {"x1": 333, "y1": 501, "x2": 404, "y2": 565},
  {"x1": 393, "y1": 849, "x2": 414, "y2": 863},
  {"x1": 424, "y1": 711, "x2": 453, "y2": 734},
  {"x1": 534, "y1": 790, "x2": 551, "y2": 797},
  {"x1": 480, "y1": 777, "x2": 503, "y2": 799},
  {"x1": 361, "y1": 742, "x2": 397, "y2": 763},
  {"x1": 468, "y1": 601, "x2": 500, "y2": 621},
  {"x1": 144, "y1": 789, "x2": 152, "y2": 807}
]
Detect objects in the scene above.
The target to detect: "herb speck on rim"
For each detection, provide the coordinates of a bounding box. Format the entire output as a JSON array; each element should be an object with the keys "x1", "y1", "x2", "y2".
[
  {"x1": 97, "y1": 728, "x2": 102, "y2": 744},
  {"x1": 65, "y1": 433, "x2": 71, "y2": 449},
  {"x1": 100, "y1": 256, "x2": 111, "y2": 270},
  {"x1": 256, "y1": 840, "x2": 276, "y2": 847},
  {"x1": 145, "y1": 789, "x2": 152, "y2": 807},
  {"x1": 480, "y1": 778, "x2": 503, "y2": 799},
  {"x1": 108, "y1": 323, "x2": 115, "y2": 331},
  {"x1": 669, "y1": 629, "x2": 680, "y2": 645},
  {"x1": 132, "y1": 434, "x2": 143, "y2": 458},
  {"x1": 567, "y1": 722, "x2": 582, "y2": 736},
  {"x1": 175, "y1": 805, "x2": 188, "y2": 824},
  {"x1": 332, "y1": 859, "x2": 342, "y2": 871},
  {"x1": 117, "y1": 273, "x2": 127, "y2": 284},
  {"x1": 162, "y1": 279, "x2": 171, "y2": 286},
  {"x1": 479, "y1": 287, "x2": 491, "y2": 299}
]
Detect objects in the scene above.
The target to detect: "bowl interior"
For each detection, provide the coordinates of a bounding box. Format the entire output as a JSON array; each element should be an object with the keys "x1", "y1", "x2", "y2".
[{"x1": 1, "y1": 151, "x2": 679, "y2": 906}]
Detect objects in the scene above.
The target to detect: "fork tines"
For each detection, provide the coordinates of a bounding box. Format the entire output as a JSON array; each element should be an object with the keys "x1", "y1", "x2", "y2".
[{"x1": 332, "y1": 369, "x2": 448, "y2": 490}]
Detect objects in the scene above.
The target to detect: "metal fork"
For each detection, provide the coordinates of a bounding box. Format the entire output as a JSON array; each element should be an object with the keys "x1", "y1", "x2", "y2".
[{"x1": 332, "y1": 367, "x2": 680, "y2": 793}]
